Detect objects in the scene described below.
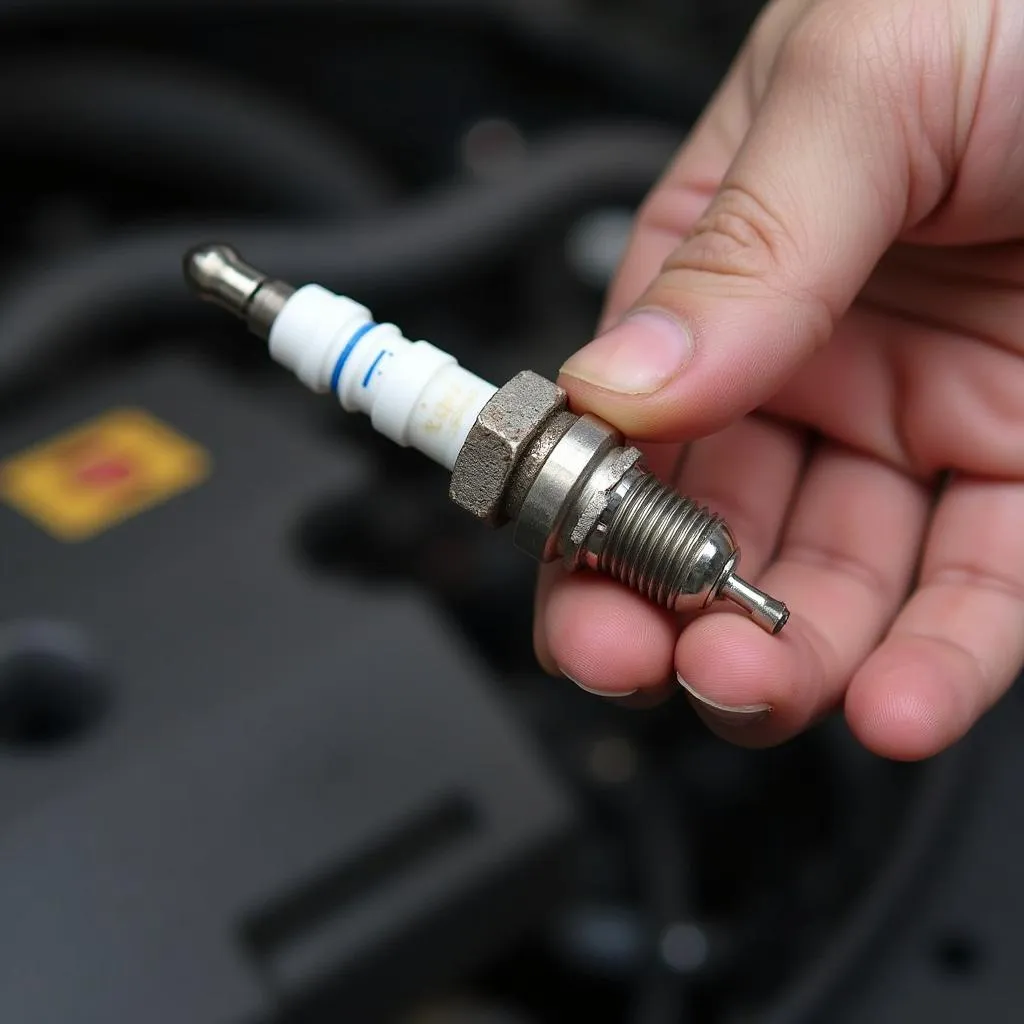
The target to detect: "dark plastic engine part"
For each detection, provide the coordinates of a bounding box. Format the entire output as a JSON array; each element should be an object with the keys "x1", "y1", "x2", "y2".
[{"x1": 0, "y1": 354, "x2": 576, "y2": 1024}]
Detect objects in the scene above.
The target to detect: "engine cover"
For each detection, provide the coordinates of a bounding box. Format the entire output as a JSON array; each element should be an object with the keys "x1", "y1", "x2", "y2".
[{"x1": 0, "y1": 354, "x2": 575, "y2": 1024}]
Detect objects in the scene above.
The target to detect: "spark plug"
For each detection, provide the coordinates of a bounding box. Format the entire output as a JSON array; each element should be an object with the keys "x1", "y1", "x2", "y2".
[{"x1": 184, "y1": 244, "x2": 789, "y2": 635}]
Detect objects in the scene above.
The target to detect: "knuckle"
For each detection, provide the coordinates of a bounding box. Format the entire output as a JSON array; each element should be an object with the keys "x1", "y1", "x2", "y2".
[
  {"x1": 661, "y1": 184, "x2": 834, "y2": 344},
  {"x1": 746, "y1": 0, "x2": 814, "y2": 79},
  {"x1": 670, "y1": 183, "x2": 797, "y2": 284},
  {"x1": 773, "y1": 0, "x2": 915, "y2": 92},
  {"x1": 775, "y1": 1, "x2": 871, "y2": 81}
]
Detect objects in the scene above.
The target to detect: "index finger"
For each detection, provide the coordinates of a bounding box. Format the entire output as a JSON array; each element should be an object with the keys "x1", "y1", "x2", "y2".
[
  {"x1": 597, "y1": 60, "x2": 752, "y2": 331},
  {"x1": 846, "y1": 477, "x2": 1024, "y2": 760}
]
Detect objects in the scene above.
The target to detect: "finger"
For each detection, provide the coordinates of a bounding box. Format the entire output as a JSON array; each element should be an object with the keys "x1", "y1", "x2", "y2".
[
  {"x1": 759, "y1": 305, "x2": 910, "y2": 472},
  {"x1": 762, "y1": 301, "x2": 1024, "y2": 479},
  {"x1": 617, "y1": 682, "x2": 677, "y2": 710},
  {"x1": 846, "y1": 477, "x2": 1024, "y2": 760},
  {"x1": 596, "y1": 45, "x2": 753, "y2": 332},
  {"x1": 532, "y1": 440, "x2": 686, "y2": 681},
  {"x1": 559, "y1": 0, "x2": 963, "y2": 441},
  {"x1": 634, "y1": 440, "x2": 687, "y2": 484},
  {"x1": 674, "y1": 414, "x2": 806, "y2": 581},
  {"x1": 542, "y1": 571, "x2": 678, "y2": 697},
  {"x1": 865, "y1": 245, "x2": 1024, "y2": 347},
  {"x1": 533, "y1": 562, "x2": 564, "y2": 676},
  {"x1": 675, "y1": 445, "x2": 930, "y2": 745}
]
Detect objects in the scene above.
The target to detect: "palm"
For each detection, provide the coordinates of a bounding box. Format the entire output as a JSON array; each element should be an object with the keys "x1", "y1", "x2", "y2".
[{"x1": 764, "y1": 241, "x2": 1024, "y2": 483}]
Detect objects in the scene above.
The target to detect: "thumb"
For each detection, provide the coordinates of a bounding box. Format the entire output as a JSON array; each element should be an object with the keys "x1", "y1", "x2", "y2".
[{"x1": 558, "y1": 0, "x2": 954, "y2": 441}]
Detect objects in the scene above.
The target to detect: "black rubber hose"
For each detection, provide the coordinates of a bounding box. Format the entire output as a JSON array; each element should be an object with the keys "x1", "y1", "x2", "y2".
[
  {"x1": 0, "y1": 56, "x2": 391, "y2": 216},
  {"x1": 0, "y1": 0, "x2": 716, "y2": 125},
  {"x1": 540, "y1": 713, "x2": 696, "y2": 1024},
  {"x1": 0, "y1": 125, "x2": 679, "y2": 401},
  {"x1": 618, "y1": 774, "x2": 694, "y2": 1024},
  {"x1": 756, "y1": 738, "x2": 972, "y2": 1024}
]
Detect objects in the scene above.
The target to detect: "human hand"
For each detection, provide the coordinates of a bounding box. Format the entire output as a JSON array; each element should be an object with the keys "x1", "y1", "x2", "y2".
[{"x1": 534, "y1": 0, "x2": 1024, "y2": 759}]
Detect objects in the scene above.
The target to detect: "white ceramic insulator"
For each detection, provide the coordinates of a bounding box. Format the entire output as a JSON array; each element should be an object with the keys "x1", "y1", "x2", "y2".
[{"x1": 267, "y1": 284, "x2": 498, "y2": 470}]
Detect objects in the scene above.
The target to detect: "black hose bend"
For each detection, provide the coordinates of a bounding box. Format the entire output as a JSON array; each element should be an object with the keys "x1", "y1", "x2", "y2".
[
  {"x1": 0, "y1": 125, "x2": 680, "y2": 401},
  {"x1": 0, "y1": 56, "x2": 392, "y2": 217},
  {"x1": 0, "y1": 1, "x2": 715, "y2": 124},
  {"x1": 757, "y1": 738, "x2": 973, "y2": 1024}
]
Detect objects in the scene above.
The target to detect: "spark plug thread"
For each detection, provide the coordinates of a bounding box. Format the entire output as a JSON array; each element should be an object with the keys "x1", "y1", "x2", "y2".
[
  {"x1": 594, "y1": 468, "x2": 788, "y2": 633},
  {"x1": 601, "y1": 471, "x2": 712, "y2": 604}
]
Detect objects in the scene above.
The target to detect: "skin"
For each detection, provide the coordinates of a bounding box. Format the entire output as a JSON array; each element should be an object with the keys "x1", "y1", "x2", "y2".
[{"x1": 533, "y1": 0, "x2": 1024, "y2": 760}]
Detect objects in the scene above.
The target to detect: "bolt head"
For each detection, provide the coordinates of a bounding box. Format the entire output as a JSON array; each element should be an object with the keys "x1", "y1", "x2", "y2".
[{"x1": 449, "y1": 371, "x2": 567, "y2": 525}]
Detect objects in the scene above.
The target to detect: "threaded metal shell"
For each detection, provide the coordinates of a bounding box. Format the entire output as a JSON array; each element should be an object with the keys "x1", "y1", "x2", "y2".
[{"x1": 597, "y1": 470, "x2": 726, "y2": 610}]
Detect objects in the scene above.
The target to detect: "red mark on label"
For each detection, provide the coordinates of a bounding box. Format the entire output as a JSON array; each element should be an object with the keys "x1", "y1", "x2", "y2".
[{"x1": 73, "y1": 456, "x2": 134, "y2": 488}]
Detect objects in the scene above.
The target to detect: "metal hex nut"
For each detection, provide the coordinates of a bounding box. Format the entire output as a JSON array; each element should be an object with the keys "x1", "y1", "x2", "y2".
[{"x1": 449, "y1": 370, "x2": 567, "y2": 524}]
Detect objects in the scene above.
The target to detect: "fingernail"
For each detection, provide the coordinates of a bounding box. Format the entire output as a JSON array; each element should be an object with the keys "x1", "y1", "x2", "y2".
[
  {"x1": 677, "y1": 673, "x2": 770, "y2": 727},
  {"x1": 560, "y1": 310, "x2": 693, "y2": 395},
  {"x1": 562, "y1": 671, "x2": 638, "y2": 699}
]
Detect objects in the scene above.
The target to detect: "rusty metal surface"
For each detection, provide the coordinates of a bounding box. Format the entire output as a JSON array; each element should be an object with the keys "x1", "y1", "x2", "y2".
[{"x1": 449, "y1": 370, "x2": 567, "y2": 524}]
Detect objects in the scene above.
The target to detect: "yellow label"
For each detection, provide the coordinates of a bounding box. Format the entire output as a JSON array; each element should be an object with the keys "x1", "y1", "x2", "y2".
[{"x1": 0, "y1": 408, "x2": 210, "y2": 541}]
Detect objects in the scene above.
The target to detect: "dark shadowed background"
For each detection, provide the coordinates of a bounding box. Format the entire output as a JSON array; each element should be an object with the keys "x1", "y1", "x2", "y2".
[{"x1": 0, "y1": 2, "x2": 1020, "y2": 1022}]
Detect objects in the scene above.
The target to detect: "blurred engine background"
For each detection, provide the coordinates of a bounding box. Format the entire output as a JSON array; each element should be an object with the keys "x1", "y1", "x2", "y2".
[{"x1": 0, "y1": 2, "x2": 1021, "y2": 1023}]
